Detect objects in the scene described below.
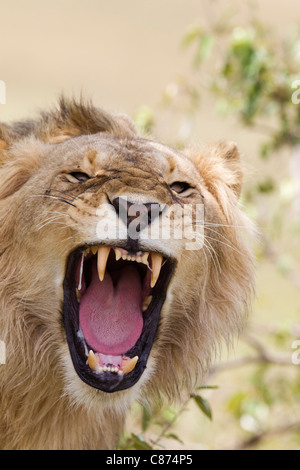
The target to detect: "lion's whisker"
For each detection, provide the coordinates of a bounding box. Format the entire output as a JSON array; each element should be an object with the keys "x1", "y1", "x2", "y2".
[
  {"x1": 204, "y1": 234, "x2": 245, "y2": 257},
  {"x1": 203, "y1": 240, "x2": 221, "y2": 273},
  {"x1": 29, "y1": 194, "x2": 77, "y2": 208}
]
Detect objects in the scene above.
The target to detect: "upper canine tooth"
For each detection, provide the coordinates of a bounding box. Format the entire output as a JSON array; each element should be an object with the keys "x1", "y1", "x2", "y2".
[
  {"x1": 97, "y1": 246, "x2": 111, "y2": 281},
  {"x1": 150, "y1": 253, "x2": 163, "y2": 288}
]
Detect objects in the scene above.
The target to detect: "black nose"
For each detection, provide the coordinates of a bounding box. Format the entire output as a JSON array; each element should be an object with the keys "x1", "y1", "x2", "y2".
[{"x1": 111, "y1": 196, "x2": 162, "y2": 231}]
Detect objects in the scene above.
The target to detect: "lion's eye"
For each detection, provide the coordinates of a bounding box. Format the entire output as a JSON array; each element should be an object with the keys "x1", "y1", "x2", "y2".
[
  {"x1": 67, "y1": 172, "x2": 91, "y2": 183},
  {"x1": 170, "y1": 182, "x2": 191, "y2": 194}
]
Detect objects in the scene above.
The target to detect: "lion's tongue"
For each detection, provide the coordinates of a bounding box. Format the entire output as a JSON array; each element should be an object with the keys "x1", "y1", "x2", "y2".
[{"x1": 79, "y1": 263, "x2": 143, "y2": 355}]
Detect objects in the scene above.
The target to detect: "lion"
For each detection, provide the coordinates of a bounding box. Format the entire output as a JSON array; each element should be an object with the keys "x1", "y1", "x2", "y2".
[{"x1": 0, "y1": 97, "x2": 255, "y2": 450}]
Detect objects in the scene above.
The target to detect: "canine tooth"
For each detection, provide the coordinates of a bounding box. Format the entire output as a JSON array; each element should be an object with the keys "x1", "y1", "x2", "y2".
[
  {"x1": 142, "y1": 252, "x2": 149, "y2": 265},
  {"x1": 142, "y1": 295, "x2": 152, "y2": 312},
  {"x1": 122, "y1": 356, "x2": 139, "y2": 374},
  {"x1": 151, "y1": 253, "x2": 163, "y2": 288},
  {"x1": 97, "y1": 246, "x2": 111, "y2": 281},
  {"x1": 91, "y1": 246, "x2": 98, "y2": 255},
  {"x1": 114, "y1": 248, "x2": 122, "y2": 261},
  {"x1": 88, "y1": 350, "x2": 99, "y2": 371}
]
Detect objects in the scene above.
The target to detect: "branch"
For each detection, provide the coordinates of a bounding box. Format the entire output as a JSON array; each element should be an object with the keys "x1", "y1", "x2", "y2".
[
  {"x1": 233, "y1": 420, "x2": 300, "y2": 450},
  {"x1": 209, "y1": 331, "x2": 293, "y2": 377}
]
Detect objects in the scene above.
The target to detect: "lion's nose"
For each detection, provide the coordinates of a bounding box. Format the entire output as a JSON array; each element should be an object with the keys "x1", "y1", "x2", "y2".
[{"x1": 111, "y1": 196, "x2": 162, "y2": 231}]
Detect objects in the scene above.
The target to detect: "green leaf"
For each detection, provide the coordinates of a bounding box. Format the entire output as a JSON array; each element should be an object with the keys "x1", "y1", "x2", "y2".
[
  {"x1": 182, "y1": 26, "x2": 202, "y2": 48},
  {"x1": 165, "y1": 433, "x2": 185, "y2": 445},
  {"x1": 134, "y1": 106, "x2": 154, "y2": 134},
  {"x1": 191, "y1": 394, "x2": 213, "y2": 420},
  {"x1": 194, "y1": 33, "x2": 214, "y2": 66},
  {"x1": 130, "y1": 433, "x2": 153, "y2": 450}
]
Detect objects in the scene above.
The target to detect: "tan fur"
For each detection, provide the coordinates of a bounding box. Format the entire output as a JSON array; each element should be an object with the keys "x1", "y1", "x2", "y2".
[{"x1": 0, "y1": 97, "x2": 255, "y2": 449}]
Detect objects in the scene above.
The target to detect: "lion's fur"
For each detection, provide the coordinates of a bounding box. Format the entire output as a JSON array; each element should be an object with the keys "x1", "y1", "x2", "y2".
[{"x1": 0, "y1": 97, "x2": 255, "y2": 449}]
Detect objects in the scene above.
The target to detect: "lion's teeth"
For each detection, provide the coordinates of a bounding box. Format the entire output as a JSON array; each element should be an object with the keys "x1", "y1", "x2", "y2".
[
  {"x1": 142, "y1": 252, "x2": 149, "y2": 265},
  {"x1": 150, "y1": 253, "x2": 163, "y2": 288},
  {"x1": 97, "y1": 246, "x2": 111, "y2": 281},
  {"x1": 122, "y1": 356, "x2": 139, "y2": 374},
  {"x1": 114, "y1": 248, "x2": 149, "y2": 265},
  {"x1": 87, "y1": 350, "x2": 100, "y2": 371},
  {"x1": 114, "y1": 248, "x2": 122, "y2": 261},
  {"x1": 87, "y1": 351, "x2": 139, "y2": 375},
  {"x1": 91, "y1": 246, "x2": 98, "y2": 255},
  {"x1": 142, "y1": 295, "x2": 152, "y2": 312}
]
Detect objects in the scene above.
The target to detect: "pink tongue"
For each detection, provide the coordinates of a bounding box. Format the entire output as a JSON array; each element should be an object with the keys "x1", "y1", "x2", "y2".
[{"x1": 79, "y1": 262, "x2": 143, "y2": 355}]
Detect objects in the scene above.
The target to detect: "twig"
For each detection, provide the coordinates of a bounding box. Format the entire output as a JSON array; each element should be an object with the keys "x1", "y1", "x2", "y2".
[
  {"x1": 233, "y1": 420, "x2": 300, "y2": 450},
  {"x1": 150, "y1": 397, "x2": 190, "y2": 448},
  {"x1": 209, "y1": 331, "x2": 293, "y2": 377}
]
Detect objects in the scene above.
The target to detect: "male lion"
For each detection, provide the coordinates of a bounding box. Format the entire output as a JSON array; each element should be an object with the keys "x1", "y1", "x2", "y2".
[{"x1": 0, "y1": 98, "x2": 255, "y2": 449}]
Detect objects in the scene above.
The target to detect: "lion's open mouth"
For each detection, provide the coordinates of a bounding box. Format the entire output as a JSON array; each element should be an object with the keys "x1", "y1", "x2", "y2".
[{"x1": 63, "y1": 245, "x2": 174, "y2": 393}]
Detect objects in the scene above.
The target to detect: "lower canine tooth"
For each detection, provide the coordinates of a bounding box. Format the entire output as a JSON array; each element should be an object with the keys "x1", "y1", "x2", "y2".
[
  {"x1": 142, "y1": 295, "x2": 152, "y2": 312},
  {"x1": 88, "y1": 350, "x2": 99, "y2": 371},
  {"x1": 122, "y1": 356, "x2": 139, "y2": 374}
]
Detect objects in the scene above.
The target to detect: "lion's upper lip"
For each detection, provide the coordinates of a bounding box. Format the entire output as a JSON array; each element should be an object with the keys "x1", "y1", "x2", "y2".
[{"x1": 63, "y1": 243, "x2": 174, "y2": 392}]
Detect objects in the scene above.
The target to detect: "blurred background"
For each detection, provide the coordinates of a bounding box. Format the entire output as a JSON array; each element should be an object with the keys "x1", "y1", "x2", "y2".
[{"x1": 1, "y1": 0, "x2": 300, "y2": 450}]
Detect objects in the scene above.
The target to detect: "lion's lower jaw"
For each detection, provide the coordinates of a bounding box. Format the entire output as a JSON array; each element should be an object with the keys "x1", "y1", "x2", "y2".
[
  {"x1": 1, "y1": 404, "x2": 126, "y2": 451},
  {"x1": 0, "y1": 378, "x2": 128, "y2": 450},
  {"x1": 0, "y1": 355, "x2": 155, "y2": 450}
]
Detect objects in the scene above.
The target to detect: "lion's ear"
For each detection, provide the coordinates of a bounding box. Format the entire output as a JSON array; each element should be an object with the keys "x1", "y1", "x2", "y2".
[
  {"x1": 0, "y1": 127, "x2": 41, "y2": 199},
  {"x1": 212, "y1": 141, "x2": 243, "y2": 198},
  {"x1": 0, "y1": 124, "x2": 17, "y2": 157},
  {"x1": 185, "y1": 141, "x2": 243, "y2": 200}
]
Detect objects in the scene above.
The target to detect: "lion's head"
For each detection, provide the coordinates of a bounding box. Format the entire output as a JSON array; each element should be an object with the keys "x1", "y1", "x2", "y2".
[{"x1": 0, "y1": 98, "x2": 255, "y2": 449}]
